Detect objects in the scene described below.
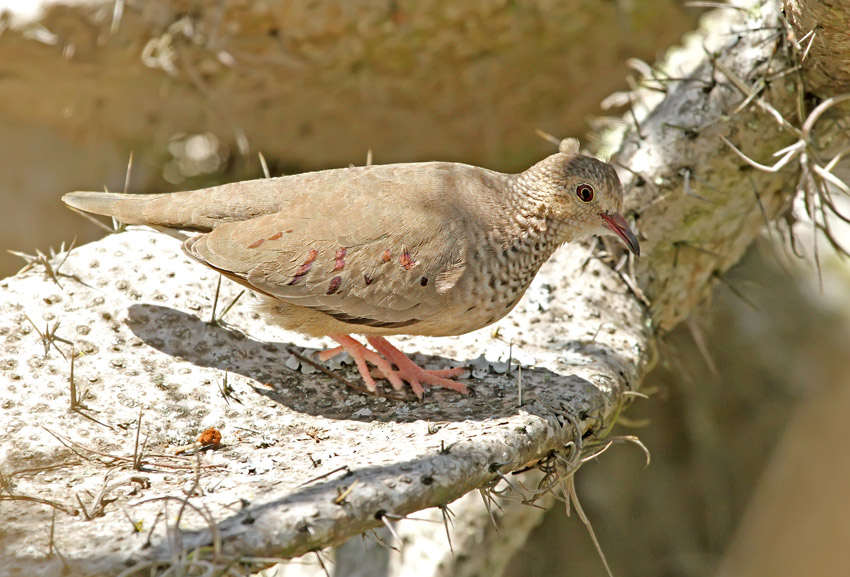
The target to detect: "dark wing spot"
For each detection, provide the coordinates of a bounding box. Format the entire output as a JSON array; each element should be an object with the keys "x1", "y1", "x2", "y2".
[
  {"x1": 333, "y1": 247, "x2": 347, "y2": 271},
  {"x1": 399, "y1": 251, "x2": 415, "y2": 270},
  {"x1": 327, "y1": 275, "x2": 342, "y2": 295},
  {"x1": 364, "y1": 274, "x2": 373, "y2": 285},
  {"x1": 289, "y1": 249, "x2": 319, "y2": 284},
  {"x1": 420, "y1": 276, "x2": 428, "y2": 286},
  {"x1": 294, "y1": 261, "x2": 314, "y2": 276}
]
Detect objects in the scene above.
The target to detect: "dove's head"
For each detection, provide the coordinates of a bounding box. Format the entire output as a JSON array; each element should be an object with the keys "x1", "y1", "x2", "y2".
[{"x1": 520, "y1": 138, "x2": 640, "y2": 256}]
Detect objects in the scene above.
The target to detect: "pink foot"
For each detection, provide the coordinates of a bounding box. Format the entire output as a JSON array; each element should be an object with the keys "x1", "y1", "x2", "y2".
[
  {"x1": 322, "y1": 334, "x2": 468, "y2": 399},
  {"x1": 317, "y1": 345, "x2": 345, "y2": 362}
]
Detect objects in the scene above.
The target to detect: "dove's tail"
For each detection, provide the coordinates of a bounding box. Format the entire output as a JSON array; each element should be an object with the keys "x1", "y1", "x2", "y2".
[
  {"x1": 62, "y1": 191, "x2": 174, "y2": 226},
  {"x1": 63, "y1": 176, "x2": 294, "y2": 232},
  {"x1": 62, "y1": 187, "x2": 238, "y2": 232}
]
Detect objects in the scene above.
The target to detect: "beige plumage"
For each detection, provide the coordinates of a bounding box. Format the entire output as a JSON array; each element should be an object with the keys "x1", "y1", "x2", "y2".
[{"x1": 63, "y1": 139, "x2": 639, "y2": 398}]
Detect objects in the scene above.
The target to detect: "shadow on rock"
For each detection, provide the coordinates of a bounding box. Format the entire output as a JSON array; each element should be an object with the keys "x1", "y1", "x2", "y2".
[{"x1": 126, "y1": 303, "x2": 609, "y2": 423}]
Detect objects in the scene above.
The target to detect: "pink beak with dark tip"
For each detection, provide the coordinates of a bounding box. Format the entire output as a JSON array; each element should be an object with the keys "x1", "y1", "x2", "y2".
[{"x1": 601, "y1": 213, "x2": 640, "y2": 257}]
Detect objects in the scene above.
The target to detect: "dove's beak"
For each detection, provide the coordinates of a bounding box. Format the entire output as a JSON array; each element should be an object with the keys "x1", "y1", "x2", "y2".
[{"x1": 601, "y1": 213, "x2": 640, "y2": 257}]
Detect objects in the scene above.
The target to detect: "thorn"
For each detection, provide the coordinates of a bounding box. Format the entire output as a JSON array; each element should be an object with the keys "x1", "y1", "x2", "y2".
[
  {"x1": 123, "y1": 151, "x2": 134, "y2": 195},
  {"x1": 686, "y1": 316, "x2": 720, "y2": 379},
  {"x1": 68, "y1": 346, "x2": 78, "y2": 410},
  {"x1": 534, "y1": 128, "x2": 561, "y2": 146},
  {"x1": 566, "y1": 475, "x2": 615, "y2": 577},
  {"x1": 714, "y1": 60, "x2": 802, "y2": 136},
  {"x1": 797, "y1": 27, "x2": 817, "y2": 62},
  {"x1": 313, "y1": 551, "x2": 331, "y2": 577},
  {"x1": 749, "y1": 174, "x2": 775, "y2": 247},
  {"x1": 517, "y1": 364, "x2": 522, "y2": 407},
  {"x1": 51, "y1": 236, "x2": 77, "y2": 284},
  {"x1": 673, "y1": 240, "x2": 724, "y2": 260},
  {"x1": 764, "y1": 65, "x2": 802, "y2": 83},
  {"x1": 215, "y1": 290, "x2": 245, "y2": 324},
  {"x1": 613, "y1": 161, "x2": 661, "y2": 196},
  {"x1": 209, "y1": 276, "x2": 222, "y2": 323},
  {"x1": 334, "y1": 479, "x2": 359, "y2": 504},
  {"x1": 133, "y1": 407, "x2": 145, "y2": 471},
  {"x1": 615, "y1": 265, "x2": 651, "y2": 308},
  {"x1": 478, "y1": 487, "x2": 502, "y2": 532},
  {"x1": 258, "y1": 151, "x2": 271, "y2": 178},
  {"x1": 439, "y1": 504, "x2": 455, "y2": 553},
  {"x1": 363, "y1": 529, "x2": 395, "y2": 551},
  {"x1": 681, "y1": 168, "x2": 715, "y2": 204},
  {"x1": 121, "y1": 506, "x2": 143, "y2": 533},
  {"x1": 801, "y1": 94, "x2": 850, "y2": 141},
  {"x1": 626, "y1": 89, "x2": 644, "y2": 140},
  {"x1": 75, "y1": 493, "x2": 91, "y2": 521},
  {"x1": 216, "y1": 368, "x2": 242, "y2": 405},
  {"x1": 812, "y1": 162, "x2": 850, "y2": 198},
  {"x1": 376, "y1": 513, "x2": 403, "y2": 551},
  {"x1": 490, "y1": 468, "x2": 524, "y2": 497},
  {"x1": 625, "y1": 57, "x2": 654, "y2": 81},
  {"x1": 296, "y1": 465, "x2": 350, "y2": 488},
  {"x1": 720, "y1": 136, "x2": 800, "y2": 173},
  {"x1": 24, "y1": 315, "x2": 72, "y2": 359},
  {"x1": 11, "y1": 239, "x2": 77, "y2": 286},
  {"x1": 713, "y1": 272, "x2": 760, "y2": 311},
  {"x1": 110, "y1": 0, "x2": 124, "y2": 34}
]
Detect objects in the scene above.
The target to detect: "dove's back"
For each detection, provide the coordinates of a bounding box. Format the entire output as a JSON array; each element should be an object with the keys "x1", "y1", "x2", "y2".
[{"x1": 62, "y1": 162, "x2": 503, "y2": 233}]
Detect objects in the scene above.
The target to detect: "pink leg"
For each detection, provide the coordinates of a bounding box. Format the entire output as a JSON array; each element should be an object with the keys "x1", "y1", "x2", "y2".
[
  {"x1": 366, "y1": 336, "x2": 468, "y2": 399},
  {"x1": 322, "y1": 334, "x2": 468, "y2": 399},
  {"x1": 317, "y1": 345, "x2": 344, "y2": 362},
  {"x1": 326, "y1": 335, "x2": 406, "y2": 392}
]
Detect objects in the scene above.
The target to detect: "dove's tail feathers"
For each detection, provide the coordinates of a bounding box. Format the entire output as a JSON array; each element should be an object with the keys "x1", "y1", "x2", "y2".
[
  {"x1": 62, "y1": 190, "x2": 213, "y2": 231},
  {"x1": 63, "y1": 191, "x2": 164, "y2": 224}
]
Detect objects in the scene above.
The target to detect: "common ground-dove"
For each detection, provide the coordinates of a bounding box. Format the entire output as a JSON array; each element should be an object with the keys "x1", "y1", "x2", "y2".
[{"x1": 63, "y1": 139, "x2": 639, "y2": 399}]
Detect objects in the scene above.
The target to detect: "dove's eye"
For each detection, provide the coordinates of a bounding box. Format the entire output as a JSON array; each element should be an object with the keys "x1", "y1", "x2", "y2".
[{"x1": 575, "y1": 184, "x2": 594, "y2": 203}]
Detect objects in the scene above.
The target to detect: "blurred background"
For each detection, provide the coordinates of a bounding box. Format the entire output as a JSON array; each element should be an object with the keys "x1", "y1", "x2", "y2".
[
  {"x1": 3, "y1": 1, "x2": 849, "y2": 576},
  {"x1": 0, "y1": 0, "x2": 699, "y2": 277}
]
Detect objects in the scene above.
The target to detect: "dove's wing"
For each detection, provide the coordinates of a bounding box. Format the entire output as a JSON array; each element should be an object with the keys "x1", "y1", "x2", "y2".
[{"x1": 179, "y1": 163, "x2": 506, "y2": 331}]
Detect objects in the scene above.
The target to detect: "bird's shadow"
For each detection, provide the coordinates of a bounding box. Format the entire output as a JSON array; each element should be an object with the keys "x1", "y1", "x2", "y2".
[{"x1": 126, "y1": 303, "x2": 613, "y2": 423}]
